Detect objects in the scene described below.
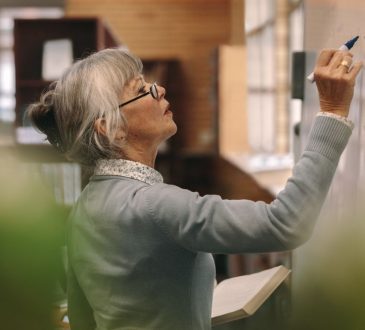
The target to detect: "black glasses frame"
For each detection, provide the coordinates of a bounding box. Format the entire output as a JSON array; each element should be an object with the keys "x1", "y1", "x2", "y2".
[{"x1": 119, "y1": 82, "x2": 159, "y2": 108}]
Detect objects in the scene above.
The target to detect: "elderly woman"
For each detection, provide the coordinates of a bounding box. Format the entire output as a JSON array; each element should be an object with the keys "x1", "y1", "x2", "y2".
[{"x1": 29, "y1": 48, "x2": 361, "y2": 330}]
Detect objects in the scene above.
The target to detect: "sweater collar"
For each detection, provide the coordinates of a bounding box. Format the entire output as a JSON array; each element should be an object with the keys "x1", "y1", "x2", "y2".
[{"x1": 94, "y1": 159, "x2": 163, "y2": 185}]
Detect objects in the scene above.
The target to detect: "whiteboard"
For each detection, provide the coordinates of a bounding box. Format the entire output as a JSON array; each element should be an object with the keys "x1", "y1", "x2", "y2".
[{"x1": 293, "y1": 0, "x2": 365, "y2": 293}]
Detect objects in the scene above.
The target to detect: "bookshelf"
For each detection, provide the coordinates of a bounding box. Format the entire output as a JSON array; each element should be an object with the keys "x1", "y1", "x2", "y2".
[
  {"x1": 12, "y1": 17, "x2": 120, "y2": 162},
  {"x1": 14, "y1": 17, "x2": 120, "y2": 127}
]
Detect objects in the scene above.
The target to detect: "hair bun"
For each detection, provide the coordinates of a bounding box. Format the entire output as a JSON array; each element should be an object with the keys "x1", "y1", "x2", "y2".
[{"x1": 27, "y1": 83, "x2": 64, "y2": 151}]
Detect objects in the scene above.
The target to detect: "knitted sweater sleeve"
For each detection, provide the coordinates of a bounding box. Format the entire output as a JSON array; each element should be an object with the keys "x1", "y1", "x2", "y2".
[{"x1": 143, "y1": 116, "x2": 352, "y2": 253}]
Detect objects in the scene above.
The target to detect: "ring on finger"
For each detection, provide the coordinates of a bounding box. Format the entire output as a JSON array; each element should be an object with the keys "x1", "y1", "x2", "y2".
[{"x1": 340, "y1": 59, "x2": 351, "y2": 69}]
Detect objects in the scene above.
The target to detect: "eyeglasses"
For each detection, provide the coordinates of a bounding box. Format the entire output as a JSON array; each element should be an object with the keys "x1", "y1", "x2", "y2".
[{"x1": 118, "y1": 82, "x2": 159, "y2": 108}]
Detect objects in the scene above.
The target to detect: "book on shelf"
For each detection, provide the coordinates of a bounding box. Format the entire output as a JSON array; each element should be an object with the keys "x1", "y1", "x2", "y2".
[{"x1": 211, "y1": 265, "x2": 291, "y2": 326}]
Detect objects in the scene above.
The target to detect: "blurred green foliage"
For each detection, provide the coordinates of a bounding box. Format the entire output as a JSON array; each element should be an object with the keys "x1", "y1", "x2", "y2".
[
  {"x1": 291, "y1": 215, "x2": 365, "y2": 330},
  {"x1": 0, "y1": 157, "x2": 67, "y2": 330}
]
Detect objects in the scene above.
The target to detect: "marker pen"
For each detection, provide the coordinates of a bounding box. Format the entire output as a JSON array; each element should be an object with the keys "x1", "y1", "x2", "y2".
[{"x1": 307, "y1": 35, "x2": 359, "y2": 83}]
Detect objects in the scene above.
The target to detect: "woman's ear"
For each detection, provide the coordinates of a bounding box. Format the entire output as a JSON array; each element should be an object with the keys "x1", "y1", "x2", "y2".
[
  {"x1": 94, "y1": 118, "x2": 107, "y2": 137},
  {"x1": 94, "y1": 117, "x2": 127, "y2": 141}
]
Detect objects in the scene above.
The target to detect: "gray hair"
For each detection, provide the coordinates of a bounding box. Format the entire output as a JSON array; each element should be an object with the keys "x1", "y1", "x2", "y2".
[{"x1": 28, "y1": 48, "x2": 143, "y2": 165}]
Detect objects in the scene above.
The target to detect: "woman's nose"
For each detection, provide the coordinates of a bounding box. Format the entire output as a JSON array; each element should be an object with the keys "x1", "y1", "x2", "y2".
[{"x1": 157, "y1": 85, "x2": 166, "y2": 99}]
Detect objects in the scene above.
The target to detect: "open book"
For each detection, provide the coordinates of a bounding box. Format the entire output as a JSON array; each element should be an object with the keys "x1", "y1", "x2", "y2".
[{"x1": 211, "y1": 265, "x2": 291, "y2": 326}]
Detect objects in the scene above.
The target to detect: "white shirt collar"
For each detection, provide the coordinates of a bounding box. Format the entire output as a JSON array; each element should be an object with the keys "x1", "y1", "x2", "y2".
[{"x1": 94, "y1": 159, "x2": 163, "y2": 185}]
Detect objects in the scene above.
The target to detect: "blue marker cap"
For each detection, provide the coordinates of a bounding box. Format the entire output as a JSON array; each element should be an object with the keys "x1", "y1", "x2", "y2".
[{"x1": 344, "y1": 36, "x2": 359, "y2": 50}]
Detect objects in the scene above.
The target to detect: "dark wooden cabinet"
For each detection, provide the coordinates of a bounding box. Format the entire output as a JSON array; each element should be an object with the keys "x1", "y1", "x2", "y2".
[
  {"x1": 14, "y1": 17, "x2": 120, "y2": 127},
  {"x1": 11, "y1": 17, "x2": 120, "y2": 161}
]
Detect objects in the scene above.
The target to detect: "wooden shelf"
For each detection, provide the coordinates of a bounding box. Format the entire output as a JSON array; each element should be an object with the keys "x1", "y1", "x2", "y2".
[{"x1": 16, "y1": 80, "x2": 53, "y2": 88}]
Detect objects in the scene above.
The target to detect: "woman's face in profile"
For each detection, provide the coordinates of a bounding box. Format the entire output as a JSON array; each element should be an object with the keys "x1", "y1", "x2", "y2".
[{"x1": 120, "y1": 76, "x2": 177, "y2": 147}]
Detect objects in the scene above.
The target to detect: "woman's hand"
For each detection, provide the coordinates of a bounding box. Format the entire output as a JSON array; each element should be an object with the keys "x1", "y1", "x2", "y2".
[{"x1": 314, "y1": 49, "x2": 363, "y2": 117}]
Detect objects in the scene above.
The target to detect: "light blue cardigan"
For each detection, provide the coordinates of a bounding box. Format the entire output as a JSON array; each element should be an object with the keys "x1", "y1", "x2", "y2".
[{"x1": 67, "y1": 115, "x2": 352, "y2": 330}]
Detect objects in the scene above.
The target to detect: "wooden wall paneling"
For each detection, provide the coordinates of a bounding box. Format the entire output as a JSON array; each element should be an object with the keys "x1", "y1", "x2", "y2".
[
  {"x1": 230, "y1": 0, "x2": 245, "y2": 45},
  {"x1": 218, "y1": 45, "x2": 249, "y2": 155}
]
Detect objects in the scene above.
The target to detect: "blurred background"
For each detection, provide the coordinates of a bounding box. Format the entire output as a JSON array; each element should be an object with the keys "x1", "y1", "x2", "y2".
[{"x1": 0, "y1": 0, "x2": 364, "y2": 329}]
